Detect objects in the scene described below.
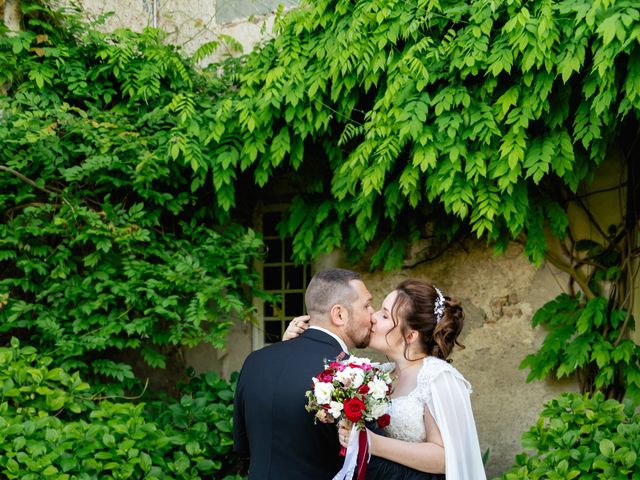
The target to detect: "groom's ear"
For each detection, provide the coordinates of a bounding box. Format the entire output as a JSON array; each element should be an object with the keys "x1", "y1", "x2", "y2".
[{"x1": 329, "y1": 304, "x2": 346, "y2": 326}]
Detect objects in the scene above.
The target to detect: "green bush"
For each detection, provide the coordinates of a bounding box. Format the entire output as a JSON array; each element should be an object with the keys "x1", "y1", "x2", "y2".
[
  {"x1": 0, "y1": 338, "x2": 245, "y2": 479},
  {"x1": 499, "y1": 392, "x2": 640, "y2": 480},
  {"x1": 146, "y1": 370, "x2": 244, "y2": 478},
  {"x1": 0, "y1": 0, "x2": 264, "y2": 389}
]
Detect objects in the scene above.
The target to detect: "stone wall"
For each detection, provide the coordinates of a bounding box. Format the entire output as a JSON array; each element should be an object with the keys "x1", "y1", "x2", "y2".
[
  {"x1": 358, "y1": 241, "x2": 576, "y2": 477},
  {"x1": 74, "y1": 0, "x2": 288, "y2": 58}
]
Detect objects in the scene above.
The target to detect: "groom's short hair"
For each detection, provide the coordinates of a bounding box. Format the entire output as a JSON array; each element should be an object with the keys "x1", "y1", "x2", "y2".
[{"x1": 305, "y1": 268, "x2": 361, "y2": 316}]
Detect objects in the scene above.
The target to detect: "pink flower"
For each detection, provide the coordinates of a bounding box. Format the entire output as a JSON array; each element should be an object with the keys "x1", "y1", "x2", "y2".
[
  {"x1": 329, "y1": 361, "x2": 347, "y2": 371},
  {"x1": 317, "y1": 370, "x2": 334, "y2": 382}
]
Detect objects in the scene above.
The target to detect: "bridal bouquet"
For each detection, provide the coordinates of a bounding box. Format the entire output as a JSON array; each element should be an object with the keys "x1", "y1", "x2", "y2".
[{"x1": 305, "y1": 355, "x2": 393, "y2": 480}]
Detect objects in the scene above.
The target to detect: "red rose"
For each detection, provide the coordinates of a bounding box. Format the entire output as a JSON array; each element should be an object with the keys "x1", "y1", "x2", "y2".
[
  {"x1": 377, "y1": 413, "x2": 391, "y2": 428},
  {"x1": 357, "y1": 384, "x2": 370, "y2": 395},
  {"x1": 343, "y1": 397, "x2": 366, "y2": 423},
  {"x1": 317, "y1": 371, "x2": 334, "y2": 383}
]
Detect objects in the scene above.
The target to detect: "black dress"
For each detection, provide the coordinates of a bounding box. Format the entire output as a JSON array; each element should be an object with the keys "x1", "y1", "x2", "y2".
[{"x1": 365, "y1": 455, "x2": 445, "y2": 480}]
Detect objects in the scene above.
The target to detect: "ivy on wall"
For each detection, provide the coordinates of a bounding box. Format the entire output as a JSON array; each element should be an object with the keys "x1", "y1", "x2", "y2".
[
  {"x1": 203, "y1": 0, "x2": 639, "y2": 270},
  {"x1": 0, "y1": 2, "x2": 264, "y2": 388},
  {"x1": 1, "y1": 0, "x2": 639, "y2": 402},
  {"x1": 201, "y1": 0, "x2": 640, "y2": 400}
]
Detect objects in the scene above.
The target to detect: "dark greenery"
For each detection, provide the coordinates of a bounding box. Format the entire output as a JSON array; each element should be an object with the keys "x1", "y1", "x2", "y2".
[
  {"x1": 499, "y1": 392, "x2": 640, "y2": 479},
  {"x1": 0, "y1": 1, "x2": 265, "y2": 389},
  {"x1": 0, "y1": 339, "x2": 244, "y2": 479}
]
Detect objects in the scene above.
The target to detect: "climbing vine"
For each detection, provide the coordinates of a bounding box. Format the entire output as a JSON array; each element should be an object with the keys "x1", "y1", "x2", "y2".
[
  {"x1": 0, "y1": 1, "x2": 264, "y2": 388},
  {"x1": 1, "y1": 0, "x2": 639, "y2": 400}
]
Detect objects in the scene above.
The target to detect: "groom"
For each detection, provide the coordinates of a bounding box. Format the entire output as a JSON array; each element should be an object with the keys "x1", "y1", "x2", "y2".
[{"x1": 233, "y1": 268, "x2": 375, "y2": 479}]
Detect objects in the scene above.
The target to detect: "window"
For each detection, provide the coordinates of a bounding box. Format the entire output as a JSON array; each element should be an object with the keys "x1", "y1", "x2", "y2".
[{"x1": 257, "y1": 210, "x2": 311, "y2": 346}]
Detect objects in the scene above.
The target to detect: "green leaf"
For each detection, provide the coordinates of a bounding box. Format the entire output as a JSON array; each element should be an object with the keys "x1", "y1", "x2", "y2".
[{"x1": 599, "y1": 439, "x2": 615, "y2": 457}]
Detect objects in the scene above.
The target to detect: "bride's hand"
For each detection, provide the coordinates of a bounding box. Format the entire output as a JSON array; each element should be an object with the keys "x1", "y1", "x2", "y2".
[
  {"x1": 282, "y1": 315, "x2": 310, "y2": 341},
  {"x1": 337, "y1": 420, "x2": 353, "y2": 449}
]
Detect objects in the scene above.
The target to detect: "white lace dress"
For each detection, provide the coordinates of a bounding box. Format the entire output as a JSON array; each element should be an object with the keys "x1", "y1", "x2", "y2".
[{"x1": 381, "y1": 357, "x2": 486, "y2": 480}]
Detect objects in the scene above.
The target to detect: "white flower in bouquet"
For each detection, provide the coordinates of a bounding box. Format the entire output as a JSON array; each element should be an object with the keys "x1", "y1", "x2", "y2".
[
  {"x1": 335, "y1": 366, "x2": 366, "y2": 388},
  {"x1": 367, "y1": 377, "x2": 388, "y2": 400},
  {"x1": 346, "y1": 356, "x2": 371, "y2": 366},
  {"x1": 369, "y1": 401, "x2": 388, "y2": 420},
  {"x1": 328, "y1": 401, "x2": 344, "y2": 419},
  {"x1": 314, "y1": 380, "x2": 335, "y2": 404},
  {"x1": 350, "y1": 368, "x2": 365, "y2": 388}
]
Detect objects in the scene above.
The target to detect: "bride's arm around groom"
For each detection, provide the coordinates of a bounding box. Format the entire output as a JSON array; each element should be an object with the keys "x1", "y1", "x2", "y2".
[{"x1": 288, "y1": 278, "x2": 487, "y2": 480}]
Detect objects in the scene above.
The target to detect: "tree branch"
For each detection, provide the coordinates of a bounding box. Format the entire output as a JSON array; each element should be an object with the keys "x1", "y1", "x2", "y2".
[
  {"x1": 544, "y1": 250, "x2": 596, "y2": 300},
  {"x1": 0, "y1": 164, "x2": 62, "y2": 196}
]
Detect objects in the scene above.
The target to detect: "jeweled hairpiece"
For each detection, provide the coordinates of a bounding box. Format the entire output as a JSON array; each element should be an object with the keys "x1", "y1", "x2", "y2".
[{"x1": 434, "y1": 287, "x2": 445, "y2": 323}]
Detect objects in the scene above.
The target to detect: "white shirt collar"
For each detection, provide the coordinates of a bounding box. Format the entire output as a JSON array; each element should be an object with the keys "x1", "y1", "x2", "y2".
[{"x1": 308, "y1": 325, "x2": 349, "y2": 354}]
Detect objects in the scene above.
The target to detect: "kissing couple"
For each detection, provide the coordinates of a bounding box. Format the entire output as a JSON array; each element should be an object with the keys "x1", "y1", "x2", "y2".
[{"x1": 233, "y1": 268, "x2": 487, "y2": 479}]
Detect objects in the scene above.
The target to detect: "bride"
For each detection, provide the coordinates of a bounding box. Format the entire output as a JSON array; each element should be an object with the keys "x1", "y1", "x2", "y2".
[{"x1": 284, "y1": 279, "x2": 487, "y2": 479}]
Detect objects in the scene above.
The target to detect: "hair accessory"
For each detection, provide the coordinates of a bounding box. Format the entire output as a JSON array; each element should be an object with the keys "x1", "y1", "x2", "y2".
[{"x1": 434, "y1": 287, "x2": 445, "y2": 323}]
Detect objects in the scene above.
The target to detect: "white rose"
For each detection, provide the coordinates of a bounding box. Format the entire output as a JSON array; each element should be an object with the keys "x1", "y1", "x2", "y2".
[
  {"x1": 347, "y1": 356, "x2": 371, "y2": 366},
  {"x1": 351, "y1": 369, "x2": 365, "y2": 388},
  {"x1": 328, "y1": 401, "x2": 343, "y2": 419},
  {"x1": 370, "y1": 402, "x2": 388, "y2": 419},
  {"x1": 314, "y1": 381, "x2": 335, "y2": 404},
  {"x1": 367, "y1": 378, "x2": 388, "y2": 400},
  {"x1": 335, "y1": 367, "x2": 355, "y2": 386}
]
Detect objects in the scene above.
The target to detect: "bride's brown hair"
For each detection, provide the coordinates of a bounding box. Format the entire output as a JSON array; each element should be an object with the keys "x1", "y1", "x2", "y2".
[{"x1": 389, "y1": 279, "x2": 465, "y2": 361}]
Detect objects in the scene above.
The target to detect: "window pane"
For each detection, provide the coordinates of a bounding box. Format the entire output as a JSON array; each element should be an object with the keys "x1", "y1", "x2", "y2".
[
  {"x1": 284, "y1": 237, "x2": 294, "y2": 260},
  {"x1": 263, "y1": 266, "x2": 282, "y2": 290},
  {"x1": 264, "y1": 320, "x2": 283, "y2": 344},
  {"x1": 285, "y1": 265, "x2": 304, "y2": 289},
  {"x1": 264, "y1": 301, "x2": 282, "y2": 318},
  {"x1": 259, "y1": 209, "x2": 310, "y2": 347},
  {"x1": 285, "y1": 293, "x2": 304, "y2": 317},
  {"x1": 305, "y1": 264, "x2": 312, "y2": 282},
  {"x1": 265, "y1": 238, "x2": 282, "y2": 263},
  {"x1": 263, "y1": 211, "x2": 281, "y2": 236}
]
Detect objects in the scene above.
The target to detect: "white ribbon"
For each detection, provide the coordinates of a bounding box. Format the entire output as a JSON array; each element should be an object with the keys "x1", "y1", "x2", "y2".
[{"x1": 332, "y1": 426, "x2": 360, "y2": 480}]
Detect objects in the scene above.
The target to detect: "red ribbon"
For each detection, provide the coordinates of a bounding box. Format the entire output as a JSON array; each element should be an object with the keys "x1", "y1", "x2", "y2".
[{"x1": 356, "y1": 429, "x2": 368, "y2": 480}]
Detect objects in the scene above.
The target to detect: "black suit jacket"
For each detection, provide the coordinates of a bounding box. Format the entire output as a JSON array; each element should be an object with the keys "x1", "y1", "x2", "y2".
[{"x1": 233, "y1": 328, "x2": 346, "y2": 479}]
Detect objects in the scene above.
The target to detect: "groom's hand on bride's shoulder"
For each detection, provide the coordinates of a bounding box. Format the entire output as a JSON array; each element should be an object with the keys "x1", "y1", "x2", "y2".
[{"x1": 282, "y1": 315, "x2": 310, "y2": 341}]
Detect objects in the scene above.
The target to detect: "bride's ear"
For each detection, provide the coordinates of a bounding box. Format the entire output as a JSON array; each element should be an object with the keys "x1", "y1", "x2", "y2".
[{"x1": 405, "y1": 329, "x2": 419, "y2": 344}]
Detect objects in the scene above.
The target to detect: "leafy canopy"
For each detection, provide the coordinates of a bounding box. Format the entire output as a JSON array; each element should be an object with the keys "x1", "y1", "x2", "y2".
[{"x1": 205, "y1": 0, "x2": 639, "y2": 269}]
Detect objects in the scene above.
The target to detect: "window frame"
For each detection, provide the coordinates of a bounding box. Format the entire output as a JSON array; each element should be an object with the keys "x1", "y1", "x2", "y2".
[{"x1": 252, "y1": 204, "x2": 312, "y2": 350}]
